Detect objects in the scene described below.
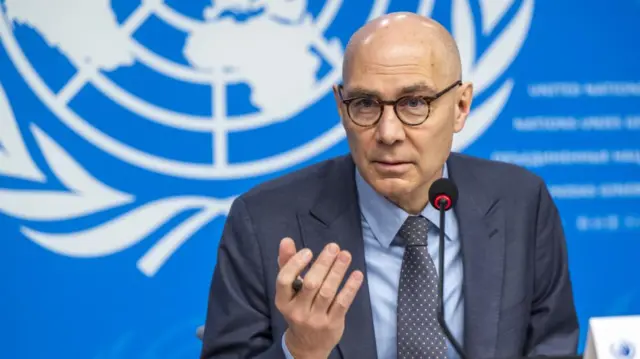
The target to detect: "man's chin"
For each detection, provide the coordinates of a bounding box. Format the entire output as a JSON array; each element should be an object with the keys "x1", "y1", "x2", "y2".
[
  {"x1": 371, "y1": 161, "x2": 413, "y2": 174},
  {"x1": 370, "y1": 177, "x2": 414, "y2": 197}
]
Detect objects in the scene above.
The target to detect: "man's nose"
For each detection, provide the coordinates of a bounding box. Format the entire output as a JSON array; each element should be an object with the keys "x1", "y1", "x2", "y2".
[{"x1": 375, "y1": 105, "x2": 406, "y2": 145}]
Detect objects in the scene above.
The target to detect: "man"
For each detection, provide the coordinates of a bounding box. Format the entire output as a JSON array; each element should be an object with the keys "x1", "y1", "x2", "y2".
[{"x1": 200, "y1": 12, "x2": 579, "y2": 359}]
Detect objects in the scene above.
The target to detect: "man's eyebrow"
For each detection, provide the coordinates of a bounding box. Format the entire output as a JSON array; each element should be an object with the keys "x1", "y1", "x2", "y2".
[
  {"x1": 398, "y1": 83, "x2": 437, "y2": 96},
  {"x1": 342, "y1": 83, "x2": 437, "y2": 99},
  {"x1": 343, "y1": 87, "x2": 383, "y2": 99}
]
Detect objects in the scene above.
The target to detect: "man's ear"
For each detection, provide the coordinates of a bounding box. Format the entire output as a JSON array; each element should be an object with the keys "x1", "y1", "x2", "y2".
[
  {"x1": 453, "y1": 82, "x2": 474, "y2": 133},
  {"x1": 333, "y1": 84, "x2": 346, "y2": 121}
]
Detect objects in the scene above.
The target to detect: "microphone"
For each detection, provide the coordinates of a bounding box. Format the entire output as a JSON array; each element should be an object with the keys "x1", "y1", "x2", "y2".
[{"x1": 428, "y1": 178, "x2": 468, "y2": 359}]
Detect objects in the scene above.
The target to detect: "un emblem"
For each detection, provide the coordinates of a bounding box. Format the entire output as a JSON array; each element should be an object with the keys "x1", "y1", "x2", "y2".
[
  {"x1": 611, "y1": 340, "x2": 636, "y2": 359},
  {"x1": 0, "y1": 0, "x2": 533, "y2": 276}
]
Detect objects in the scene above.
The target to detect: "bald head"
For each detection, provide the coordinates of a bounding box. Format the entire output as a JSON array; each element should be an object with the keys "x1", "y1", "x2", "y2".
[{"x1": 342, "y1": 12, "x2": 461, "y2": 85}]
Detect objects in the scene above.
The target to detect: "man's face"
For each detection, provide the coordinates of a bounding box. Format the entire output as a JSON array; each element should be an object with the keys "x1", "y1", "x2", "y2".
[{"x1": 334, "y1": 40, "x2": 470, "y2": 209}]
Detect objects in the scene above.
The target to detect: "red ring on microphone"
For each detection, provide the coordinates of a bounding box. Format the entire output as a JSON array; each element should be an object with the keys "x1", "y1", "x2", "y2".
[{"x1": 435, "y1": 195, "x2": 452, "y2": 210}]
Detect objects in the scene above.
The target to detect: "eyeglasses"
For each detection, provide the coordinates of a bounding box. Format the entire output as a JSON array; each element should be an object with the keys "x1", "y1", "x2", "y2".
[{"x1": 337, "y1": 80, "x2": 462, "y2": 127}]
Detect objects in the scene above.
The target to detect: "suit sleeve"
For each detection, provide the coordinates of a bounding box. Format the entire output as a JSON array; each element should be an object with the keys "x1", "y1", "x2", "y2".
[
  {"x1": 525, "y1": 181, "x2": 580, "y2": 356},
  {"x1": 200, "y1": 197, "x2": 286, "y2": 359}
]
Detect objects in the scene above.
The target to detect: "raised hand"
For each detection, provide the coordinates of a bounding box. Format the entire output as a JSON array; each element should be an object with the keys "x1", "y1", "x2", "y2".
[{"x1": 275, "y1": 237, "x2": 364, "y2": 359}]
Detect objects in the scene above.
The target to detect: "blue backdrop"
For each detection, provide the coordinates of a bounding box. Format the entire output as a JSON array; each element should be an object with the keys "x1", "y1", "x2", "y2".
[{"x1": 1, "y1": 1, "x2": 639, "y2": 358}]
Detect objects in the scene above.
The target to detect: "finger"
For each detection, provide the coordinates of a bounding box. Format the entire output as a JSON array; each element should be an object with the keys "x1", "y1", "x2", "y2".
[
  {"x1": 278, "y1": 237, "x2": 297, "y2": 269},
  {"x1": 312, "y1": 250, "x2": 352, "y2": 314},
  {"x1": 329, "y1": 270, "x2": 364, "y2": 320},
  {"x1": 293, "y1": 243, "x2": 340, "y2": 309},
  {"x1": 275, "y1": 248, "x2": 313, "y2": 306},
  {"x1": 278, "y1": 238, "x2": 304, "y2": 294}
]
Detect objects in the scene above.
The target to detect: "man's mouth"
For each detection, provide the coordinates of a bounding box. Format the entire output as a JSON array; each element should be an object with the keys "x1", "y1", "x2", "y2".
[{"x1": 372, "y1": 160, "x2": 412, "y2": 172}]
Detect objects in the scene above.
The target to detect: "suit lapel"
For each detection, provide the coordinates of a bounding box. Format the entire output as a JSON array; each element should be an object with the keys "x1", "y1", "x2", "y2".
[
  {"x1": 448, "y1": 154, "x2": 506, "y2": 359},
  {"x1": 297, "y1": 156, "x2": 377, "y2": 359}
]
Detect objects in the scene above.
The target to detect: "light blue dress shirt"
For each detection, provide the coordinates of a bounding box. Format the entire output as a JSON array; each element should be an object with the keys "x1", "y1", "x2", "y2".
[{"x1": 283, "y1": 164, "x2": 464, "y2": 359}]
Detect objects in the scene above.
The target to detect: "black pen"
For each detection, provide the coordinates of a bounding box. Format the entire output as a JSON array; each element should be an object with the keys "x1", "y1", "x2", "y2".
[{"x1": 292, "y1": 276, "x2": 303, "y2": 293}]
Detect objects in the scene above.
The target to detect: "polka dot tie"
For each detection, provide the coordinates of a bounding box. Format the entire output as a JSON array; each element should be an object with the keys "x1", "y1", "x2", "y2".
[{"x1": 396, "y1": 216, "x2": 448, "y2": 359}]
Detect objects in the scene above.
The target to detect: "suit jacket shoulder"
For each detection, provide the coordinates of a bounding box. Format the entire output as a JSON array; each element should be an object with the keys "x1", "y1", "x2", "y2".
[
  {"x1": 448, "y1": 152, "x2": 549, "y2": 208},
  {"x1": 239, "y1": 155, "x2": 352, "y2": 214}
]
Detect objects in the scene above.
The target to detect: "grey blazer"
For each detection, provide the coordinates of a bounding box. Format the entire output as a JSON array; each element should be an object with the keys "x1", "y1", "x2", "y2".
[{"x1": 200, "y1": 153, "x2": 579, "y2": 359}]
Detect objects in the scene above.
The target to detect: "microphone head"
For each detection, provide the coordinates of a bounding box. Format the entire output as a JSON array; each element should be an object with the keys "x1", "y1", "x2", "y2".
[{"x1": 429, "y1": 178, "x2": 459, "y2": 211}]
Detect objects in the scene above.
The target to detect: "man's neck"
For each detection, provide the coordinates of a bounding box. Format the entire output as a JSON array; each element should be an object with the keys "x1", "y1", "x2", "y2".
[{"x1": 389, "y1": 192, "x2": 429, "y2": 215}]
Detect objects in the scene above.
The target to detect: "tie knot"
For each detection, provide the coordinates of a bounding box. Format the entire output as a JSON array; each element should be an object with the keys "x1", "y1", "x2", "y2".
[{"x1": 398, "y1": 215, "x2": 430, "y2": 246}]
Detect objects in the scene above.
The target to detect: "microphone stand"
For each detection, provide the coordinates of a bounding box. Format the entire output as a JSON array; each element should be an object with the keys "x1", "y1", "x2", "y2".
[{"x1": 437, "y1": 198, "x2": 468, "y2": 359}]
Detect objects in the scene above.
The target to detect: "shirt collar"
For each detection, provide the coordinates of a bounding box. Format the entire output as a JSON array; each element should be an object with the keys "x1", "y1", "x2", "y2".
[{"x1": 355, "y1": 163, "x2": 456, "y2": 248}]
